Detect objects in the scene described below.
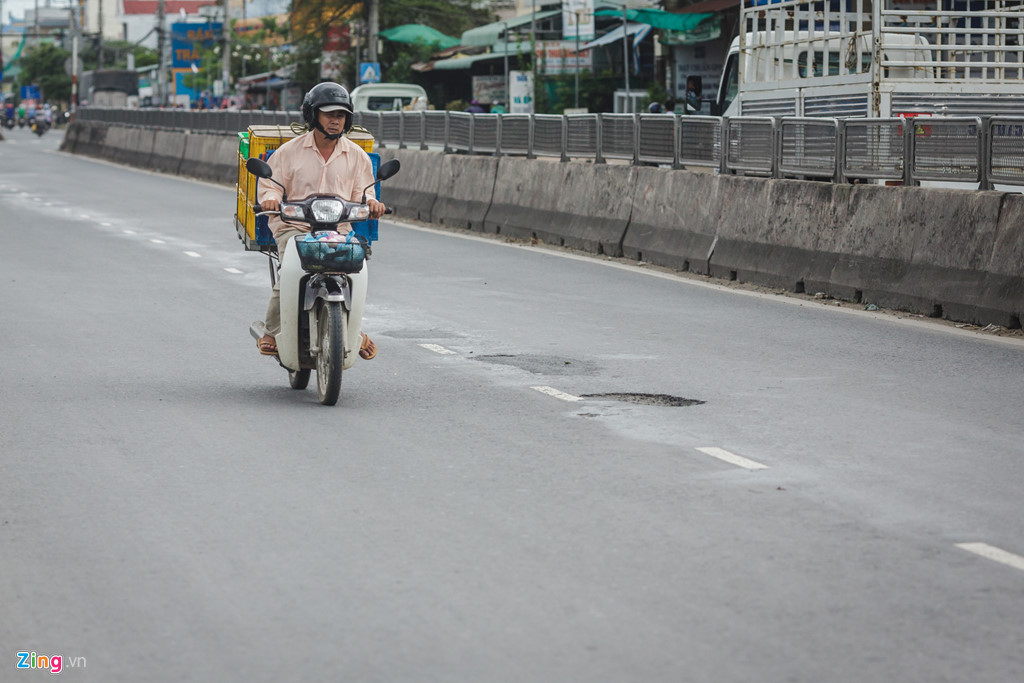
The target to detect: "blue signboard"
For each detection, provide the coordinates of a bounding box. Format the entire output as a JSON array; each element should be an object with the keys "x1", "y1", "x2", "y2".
[
  {"x1": 20, "y1": 85, "x2": 41, "y2": 100},
  {"x1": 171, "y1": 22, "x2": 222, "y2": 69},
  {"x1": 359, "y1": 62, "x2": 381, "y2": 84}
]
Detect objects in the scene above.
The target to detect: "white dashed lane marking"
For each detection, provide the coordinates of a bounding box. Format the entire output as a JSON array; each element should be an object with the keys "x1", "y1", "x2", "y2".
[
  {"x1": 696, "y1": 447, "x2": 769, "y2": 470},
  {"x1": 150, "y1": 239, "x2": 166, "y2": 244},
  {"x1": 419, "y1": 343, "x2": 457, "y2": 355},
  {"x1": 531, "y1": 386, "x2": 582, "y2": 402},
  {"x1": 224, "y1": 268, "x2": 244, "y2": 274},
  {"x1": 183, "y1": 251, "x2": 201, "y2": 258},
  {"x1": 956, "y1": 543, "x2": 1024, "y2": 572}
]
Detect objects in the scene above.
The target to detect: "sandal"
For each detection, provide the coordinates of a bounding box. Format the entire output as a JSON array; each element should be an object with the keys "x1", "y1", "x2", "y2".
[
  {"x1": 359, "y1": 333, "x2": 377, "y2": 360},
  {"x1": 257, "y1": 334, "x2": 278, "y2": 356}
]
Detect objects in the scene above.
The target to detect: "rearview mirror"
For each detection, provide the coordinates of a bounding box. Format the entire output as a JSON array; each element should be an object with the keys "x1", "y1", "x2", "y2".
[
  {"x1": 246, "y1": 157, "x2": 273, "y2": 179},
  {"x1": 377, "y1": 159, "x2": 400, "y2": 182}
]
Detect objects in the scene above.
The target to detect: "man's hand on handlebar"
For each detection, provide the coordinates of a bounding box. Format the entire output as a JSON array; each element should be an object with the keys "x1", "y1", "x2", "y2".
[
  {"x1": 260, "y1": 198, "x2": 280, "y2": 213},
  {"x1": 367, "y1": 198, "x2": 386, "y2": 220}
]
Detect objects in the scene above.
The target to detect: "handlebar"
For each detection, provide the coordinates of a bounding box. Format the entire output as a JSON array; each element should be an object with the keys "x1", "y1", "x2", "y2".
[{"x1": 253, "y1": 202, "x2": 392, "y2": 217}]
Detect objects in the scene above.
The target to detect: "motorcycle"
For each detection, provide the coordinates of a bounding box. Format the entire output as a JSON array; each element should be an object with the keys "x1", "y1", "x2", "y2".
[
  {"x1": 31, "y1": 117, "x2": 48, "y2": 136},
  {"x1": 245, "y1": 157, "x2": 400, "y2": 406},
  {"x1": 17, "y1": 117, "x2": 26, "y2": 128}
]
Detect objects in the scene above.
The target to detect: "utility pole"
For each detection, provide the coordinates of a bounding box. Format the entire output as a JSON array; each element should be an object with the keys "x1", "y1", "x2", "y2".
[
  {"x1": 157, "y1": 0, "x2": 166, "y2": 105},
  {"x1": 97, "y1": 0, "x2": 103, "y2": 69},
  {"x1": 70, "y1": 1, "x2": 79, "y2": 110},
  {"x1": 220, "y1": 0, "x2": 229, "y2": 97},
  {"x1": 367, "y1": 0, "x2": 378, "y2": 63}
]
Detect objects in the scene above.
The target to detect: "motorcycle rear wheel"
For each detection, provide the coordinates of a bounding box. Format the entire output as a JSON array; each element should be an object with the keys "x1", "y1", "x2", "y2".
[
  {"x1": 316, "y1": 301, "x2": 346, "y2": 406},
  {"x1": 288, "y1": 369, "x2": 311, "y2": 390}
]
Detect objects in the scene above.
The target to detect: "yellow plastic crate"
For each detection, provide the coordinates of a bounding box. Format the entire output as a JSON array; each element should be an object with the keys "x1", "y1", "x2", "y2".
[
  {"x1": 347, "y1": 124, "x2": 375, "y2": 153},
  {"x1": 236, "y1": 186, "x2": 251, "y2": 238},
  {"x1": 237, "y1": 125, "x2": 299, "y2": 248},
  {"x1": 248, "y1": 124, "x2": 299, "y2": 162},
  {"x1": 236, "y1": 152, "x2": 248, "y2": 201}
]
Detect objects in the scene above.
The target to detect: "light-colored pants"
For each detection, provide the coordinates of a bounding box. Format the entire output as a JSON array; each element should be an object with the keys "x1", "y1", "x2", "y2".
[{"x1": 263, "y1": 227, "x2": 305, "y2": 337}]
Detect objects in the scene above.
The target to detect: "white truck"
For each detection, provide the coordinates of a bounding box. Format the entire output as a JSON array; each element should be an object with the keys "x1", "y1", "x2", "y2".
[{"x1": 713, "y1": 0, "x2": 1024, "y2": 118}]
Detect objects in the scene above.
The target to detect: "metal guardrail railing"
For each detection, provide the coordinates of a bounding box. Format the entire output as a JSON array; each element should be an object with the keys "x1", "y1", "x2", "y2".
[{"x1": 73, "y1": 107, "x2": 1024, "y2": 189}]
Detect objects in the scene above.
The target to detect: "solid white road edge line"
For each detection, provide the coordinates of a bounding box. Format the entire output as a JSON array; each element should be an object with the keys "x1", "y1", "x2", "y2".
[
  {"x1": 696, "y1": 447, "x2": 769, "y2": 470},
  {"x1": 956, "y1": 542, "x2": 1024, "y2": 572},
  {"x1": 419, "y1": 343, "x2": 457, "y2": 355},
  {"x1": 531, "y1": 386, "x2": 582, "y2": 402}
]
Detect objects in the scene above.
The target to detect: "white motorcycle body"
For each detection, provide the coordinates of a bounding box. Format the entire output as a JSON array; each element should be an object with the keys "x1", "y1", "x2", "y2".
[{"x1": 277, "y1": 237, "x2": 368, "y2": 372}]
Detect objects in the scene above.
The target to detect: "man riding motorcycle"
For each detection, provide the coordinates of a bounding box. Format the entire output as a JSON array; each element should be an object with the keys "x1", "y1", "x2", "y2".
[{"x1": 256, "y1": 82, "x2": 385, "y2": 359}]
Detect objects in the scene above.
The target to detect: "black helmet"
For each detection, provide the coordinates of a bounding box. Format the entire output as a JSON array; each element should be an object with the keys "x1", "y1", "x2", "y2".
[
  {"x1": 648, "y1": 102, "x2": 663, "y2": 114},
  {"x1": 301, "y1": 82, "x2": 354, "y2": 134}
]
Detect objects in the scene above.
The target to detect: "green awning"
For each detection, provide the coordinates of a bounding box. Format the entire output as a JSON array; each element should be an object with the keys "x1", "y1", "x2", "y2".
[
  {"x1": 460, "y1": 10, "x2": 560, "y2": 47},
  {"x1": 429, "y1": 42, "x2": 532, "y2": 71},
  {"x1": 594, "y1": 8, "x2": 714, "y2": 33},
  {"x1": 379, "y1": 24, "x2": 460, "y2": 50},
  {"x1": 660, "y1": 15, "x2": 722, "y2": 45}
]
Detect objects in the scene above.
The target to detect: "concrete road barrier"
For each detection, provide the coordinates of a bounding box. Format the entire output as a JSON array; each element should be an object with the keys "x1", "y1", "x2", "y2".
[
  {"x1": 78, "y1": 121, "x2": 110, "y2": 158},
  {"x1": 623, "y1": 167, "x2": 724, "y2": 274},
  {"x1": 180, "y1": 131, "x2": 236, "y2": 184},
  {"x1": 374, "y1": 148, "x2": 442, "y2": 221},
  {"x1": 60, "y1": 125, "x2": 1023, "y2": 328},
  {"x1": 710, "y1": 178, "x2": 841, "y2": 291},
  {"x1": 59, "y1": 123, "x2": 81, "y2": 153},
  {"x1": 151, "y1": 129, "x2": 186, "y2": 175},
  {"x1": 105, "y1": 126, "x2": 131, "y2": 164},
  {"x1": 486, "y1": 159, "x2": 634, "y2": 256},
  {"x1": 430, "y1": 155, "x2": 498, "y2": 231},
  {"x1": 125, "y1": 127, "x2": 156, "y2": 168}
]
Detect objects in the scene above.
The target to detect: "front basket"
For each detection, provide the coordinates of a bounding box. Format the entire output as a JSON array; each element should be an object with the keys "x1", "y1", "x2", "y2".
[{"x1": 294, "y1": 233, "x2": 367, "y2": 273}]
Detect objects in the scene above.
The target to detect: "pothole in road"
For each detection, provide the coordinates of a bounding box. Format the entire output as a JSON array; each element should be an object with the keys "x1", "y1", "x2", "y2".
[
  {"x1": 580, "y1": 393, "x2": 706, "y2": 407},
  {"x1": 474, "y1": 354, "x2": 596, "y2": 375}
]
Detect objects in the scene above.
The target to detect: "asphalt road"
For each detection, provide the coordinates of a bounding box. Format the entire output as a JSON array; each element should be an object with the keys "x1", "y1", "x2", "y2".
[{"x1": 2, "y1": 125, "x2": 1023, "y2": 682}]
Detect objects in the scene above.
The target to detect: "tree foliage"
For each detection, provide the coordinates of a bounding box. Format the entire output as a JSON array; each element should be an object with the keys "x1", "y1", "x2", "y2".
[
  {"x1": 17, "y1": 43, "x2": 72, "y2": 103},
  {"x1": 379, "y1": 0, "x2": 491, "y2": 39},
  {"x1": 284, "y1": 0, "x2": 492, "y2": 92}
]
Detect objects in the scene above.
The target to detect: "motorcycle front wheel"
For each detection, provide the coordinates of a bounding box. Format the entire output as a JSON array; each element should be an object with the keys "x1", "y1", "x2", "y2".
[{"x1": 316, "y1": 301, "x2": 347, "y2": 406}]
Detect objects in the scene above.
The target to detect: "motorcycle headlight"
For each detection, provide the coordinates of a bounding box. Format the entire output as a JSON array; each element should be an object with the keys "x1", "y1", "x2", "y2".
[
  {"x1": 348, "y1": 205, "x2": 370, "y2": 221},
  {"x1": 310, "y1": 199, "x2": 345, "y2": 223}
]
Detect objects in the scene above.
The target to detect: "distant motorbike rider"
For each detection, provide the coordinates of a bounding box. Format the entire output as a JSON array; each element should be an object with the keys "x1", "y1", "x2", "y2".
[{"x1": 255, "y1": 82, "x2": 385, "y2": 358}]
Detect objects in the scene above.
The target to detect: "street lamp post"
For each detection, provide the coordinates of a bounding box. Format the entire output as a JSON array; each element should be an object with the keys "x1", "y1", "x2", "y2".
[
  {"x1": 621, "y1": 5, "x2": 631, "y2": 112},
  {"x1": 574, "y1": 10, "x2": 580, "y2": 109},
  {"x1": 531, "y1": 0, "x2": 536, "y2": 109}
]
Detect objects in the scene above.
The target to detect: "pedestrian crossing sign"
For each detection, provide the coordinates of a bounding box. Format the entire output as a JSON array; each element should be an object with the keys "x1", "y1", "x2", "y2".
[{"x1": 359, "y1": 62, "x2": 381, "y2": 84}]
